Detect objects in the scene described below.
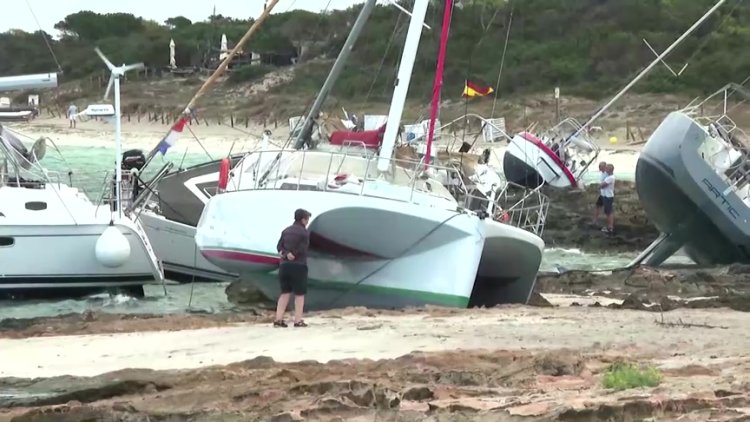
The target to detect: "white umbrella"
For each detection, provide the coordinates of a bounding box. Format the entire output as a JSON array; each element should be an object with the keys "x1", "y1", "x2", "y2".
[
  {"x1": 169, "y1": 39, "x2": 176, "y2": 69},
  {"x1": 220, "y1": 34, "x2": 228, "y2": 61}
]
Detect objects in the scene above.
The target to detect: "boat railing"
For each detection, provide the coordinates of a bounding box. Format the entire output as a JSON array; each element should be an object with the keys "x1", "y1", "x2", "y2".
[
  {"x1": 414, "y1": 113, "x2": 512, "y2": 152},
  {"x1": 462, "y1": 182, "x2": 549, "y2": 236},
  {"x1": 230, "y1": 148, "x2": 462, "y2": 207}
]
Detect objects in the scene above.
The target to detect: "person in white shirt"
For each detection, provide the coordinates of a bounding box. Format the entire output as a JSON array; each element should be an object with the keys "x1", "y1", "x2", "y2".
[
  {"x1": 593, "y1": 161, "x2": 607, "y2": 224},
  {"x1": 600, "y1": 163, "x2": 615, "y2": 234},
  {"x1": 67, "y1": 104, "x2": 78, "y2": 128}
]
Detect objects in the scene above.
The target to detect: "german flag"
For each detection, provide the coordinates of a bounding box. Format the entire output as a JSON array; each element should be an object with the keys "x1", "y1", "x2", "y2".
[{"x1": 462, "y1": 80, "x2": 494, "y2": 98}]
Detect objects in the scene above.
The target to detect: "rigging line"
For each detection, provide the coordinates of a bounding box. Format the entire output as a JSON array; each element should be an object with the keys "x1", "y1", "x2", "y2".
[
  {"x1": 725, "y1": 73, "x2": 750, "y2": 114},
  {"x1": 365, "y1": 10, "x2": 405, "y2": 102},
  {"x1": 490, "y1": 1, "x2": 514, "y2": 119},
  {"x1": 24, "y1": 0, "x2": 63, "y2": 73},
  {"x1": 325, "y1": 211, "x2": 464, "y2": 308},
  {"x1": 461, "y1": 1, "x2": 504, "y2": 145},
  {"x1": 185, "y1": 124, "x2": 214, "y2": 161}
]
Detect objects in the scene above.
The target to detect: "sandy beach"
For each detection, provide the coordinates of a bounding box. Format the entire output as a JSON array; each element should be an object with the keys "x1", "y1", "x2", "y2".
[{"x1": 1, "y1": 301, "x2": 749, "y2": 421}]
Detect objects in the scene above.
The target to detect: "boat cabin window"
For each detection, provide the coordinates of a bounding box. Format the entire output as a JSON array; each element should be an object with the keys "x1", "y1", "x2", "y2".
[
  {"x1": 280, "y1": 182, "x2": 319, "y2": 191},
  {"x1": 25, "y1": 201, "x2": 47, "y2": 211},
  {"x1": 0, "y1": 237, "x2": 13, "y2": 247}
]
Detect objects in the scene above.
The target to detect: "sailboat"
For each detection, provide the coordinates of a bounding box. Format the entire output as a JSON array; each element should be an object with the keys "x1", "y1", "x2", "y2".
[
  {"x1": 502, "y1": 0, "x2": 729, "y2": 190},
  {"x1": 629, "y1": 82, "x2": 750, "y2": 267},
  {"x1": 0, "y1": 61, "x2": 164, "y2": 297},
  {"x1": 193, "y1": 0, "x2": 544, "y2": 309}
]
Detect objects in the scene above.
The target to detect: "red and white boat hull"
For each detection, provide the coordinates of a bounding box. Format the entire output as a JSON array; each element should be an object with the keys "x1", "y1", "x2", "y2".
[{"x1": 502, "y1": 132, "x2": 577, "y2": 189}]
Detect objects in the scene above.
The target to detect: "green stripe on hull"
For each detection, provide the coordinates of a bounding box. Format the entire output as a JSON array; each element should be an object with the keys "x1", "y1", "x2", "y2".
[
  {"x1": 304, "y1": 278, "x2": 470, "y2": 308},
  {"x1": 250, "y1": 271, "x2": 470, "y2": 308},
  {"x1": 204, "y1": 247, "x2": 471, "y2": 308}
]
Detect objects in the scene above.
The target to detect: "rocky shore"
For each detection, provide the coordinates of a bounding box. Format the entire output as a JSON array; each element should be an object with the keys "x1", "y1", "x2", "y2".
[
  {"x1": 2, "y1": 302, "x2": 749, "y2": 422},
  {"x1": 542, "y1": 181, "x2": 659, "y2": 253}
]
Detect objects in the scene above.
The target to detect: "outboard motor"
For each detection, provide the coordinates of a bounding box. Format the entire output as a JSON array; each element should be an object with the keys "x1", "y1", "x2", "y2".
[
  {"x1": 111, "y1": 149, "x2": 147, "y2": 211},
  {"x1": 122, "y1": 149, "x2": 147, "y2": 171}
]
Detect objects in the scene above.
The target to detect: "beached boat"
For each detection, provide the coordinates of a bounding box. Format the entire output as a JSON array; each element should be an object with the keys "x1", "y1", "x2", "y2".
[
  {"x1": 194, "y1": 0, "x2": 545, "y2": 309},
  {"x1": 503, "y1": 118, "x2": 598, "y2": 189},
  {"x1": 0, "y1": 125, "x2": 163, "y2": 297},
  {"x1": 0, "y1": 56, "x2": 165, "y2": 297},
  {"x1": 502, "y1": 0, "x2": 728, "y2": 190},
  {"x1": 630, "y1": 83, "x2": 750, "y2": 266}
]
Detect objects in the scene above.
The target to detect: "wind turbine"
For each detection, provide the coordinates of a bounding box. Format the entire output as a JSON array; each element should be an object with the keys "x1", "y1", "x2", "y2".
[{"x1": 94, "y1": 47, "x2": 144, "y2": 218}]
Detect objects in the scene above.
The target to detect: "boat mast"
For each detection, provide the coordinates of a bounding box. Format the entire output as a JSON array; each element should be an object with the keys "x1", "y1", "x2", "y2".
[
  {"x1": 424, "y1": 0, "x2": 454, "y2": 167},
  {"x1": 565, "y1": 0, "x2": 728, "y2": 144},
  {"x1": 377, "y1": 0, "x2": 430, "y2": 173},
  {"x1": 293, "y1": 0, "x2": 378, "y2": 150}
]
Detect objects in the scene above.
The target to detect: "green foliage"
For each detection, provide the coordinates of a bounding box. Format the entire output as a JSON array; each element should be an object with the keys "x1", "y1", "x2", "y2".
[
  {"x1": 602, "y1": 362, "x2": 662, "y2": 391},
  {"x1": 228, "y1": 64, "x2": 276, "y2": 83},
  {"x1": 1, "y1": 0, "x2": 749, "y2": 99}
]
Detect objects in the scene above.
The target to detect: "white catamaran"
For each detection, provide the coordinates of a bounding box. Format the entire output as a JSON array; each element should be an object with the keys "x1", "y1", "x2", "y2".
[{"x1": 193, "y1": 0, "x2": 545, "y2": 310}]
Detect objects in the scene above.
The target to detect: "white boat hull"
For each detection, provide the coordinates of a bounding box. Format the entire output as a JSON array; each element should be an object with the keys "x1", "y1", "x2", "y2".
[
  {"x1": 503, "y1": 133, "x2": 577, "y2": 189},
  {"x1": 196, "y1": 188, "x2": 544, "y2": 309},
  {"x1": 0, "y1": 184, "x2": 163, "y2": 290},
  {"x1": 139, "y1": 211, "x2": 236, "y2": 282},
  {"x1": 196, "y1": 189, "x2": 486, "y2": 309},
  {"x1": 0, "y1": 223, "x2": 158, "y2": 288}
]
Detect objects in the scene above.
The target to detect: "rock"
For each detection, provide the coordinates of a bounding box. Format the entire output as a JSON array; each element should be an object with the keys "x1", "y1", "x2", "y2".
[
  {"x1": 373, "y1": 387, "x2": 401, "y2": 409},
  {"x1": 225, "y1": 280, "x2": 273, "y2": 306},
  {"x1": 267, "y1": 411, "x2": 303, "y2": 422},
  {"x1": 402, "y1": 386, "x2": 434, "y2": 401},
  {"x1": 541, "y1": 181, "x2": 658, "y2": 253},
  {"x1": 527, "y1": 291, "x2": 553, "y2": 307}
]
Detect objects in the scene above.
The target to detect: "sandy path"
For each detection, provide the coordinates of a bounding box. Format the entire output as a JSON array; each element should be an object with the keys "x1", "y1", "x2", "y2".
[{"x1": 1, "y1": 306, "x2": 746, "y2": 378}]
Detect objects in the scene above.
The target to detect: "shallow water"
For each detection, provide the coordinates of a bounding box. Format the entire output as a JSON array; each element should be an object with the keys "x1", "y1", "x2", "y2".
[{"x1": 0, "y1": 248, "x2": 693, "y2": 320}]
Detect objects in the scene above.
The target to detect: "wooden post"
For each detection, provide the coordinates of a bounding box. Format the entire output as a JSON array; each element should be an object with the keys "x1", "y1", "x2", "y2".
[
  {"x1": 230, "y1": 114, "x2": 234, "y2": 128},
  {"x1": 245, "y1": 115, "x2": 249, "y2": 128}
]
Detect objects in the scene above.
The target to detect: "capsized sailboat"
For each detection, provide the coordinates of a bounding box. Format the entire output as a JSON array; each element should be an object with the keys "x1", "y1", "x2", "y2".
[
  {"x1": 503, "y1": 0, "x2": 729, "y2": 190},
  {"x1": 629, "y1": 82, "x2": 750, "y2": 267},
  {"x1": 194, "y1": 0, "x2": 544, "y2": 310}
]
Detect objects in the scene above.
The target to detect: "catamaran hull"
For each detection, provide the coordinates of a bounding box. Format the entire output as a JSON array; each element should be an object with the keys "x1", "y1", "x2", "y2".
[
  {"x1": 471, "y1": 219, "x2": 544, "y2": 306},
  {"x1": 0, "y1": 223, "x2": 158, "y2": 293},
  {"x1": 196, "y1": 189, "x2": 486, "y2": 310},
  {"x1": 503, "y1": 133, "x2": 577, "y2": 189},
  {"x1": 140, "y1": 211, "x2": 237, "y2": 282},
  {"x1": 635, "y1": 112, "x2": 750, "y2": 265}
]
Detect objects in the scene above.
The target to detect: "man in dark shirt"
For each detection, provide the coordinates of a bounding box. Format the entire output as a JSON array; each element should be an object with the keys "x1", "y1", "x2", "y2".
[{"x1": 274, "y1": 208, "x2": 311, "y2": 327}]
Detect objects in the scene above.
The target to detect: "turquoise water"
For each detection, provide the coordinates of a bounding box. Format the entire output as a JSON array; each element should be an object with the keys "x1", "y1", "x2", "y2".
[
  {"x1": 0, "y1": 248, "x2": 685, "y2": 320},
  {"x1": 0, "y1": 145, "x2": 649, "y2": 320}
]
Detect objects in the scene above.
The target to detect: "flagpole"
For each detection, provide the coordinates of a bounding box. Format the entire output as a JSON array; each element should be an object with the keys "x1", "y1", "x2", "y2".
[
  {"x1": 142, "y1": 0, "x2": 281, "y2": 167},
  {"x1": 424, "y1": 0, "x2": 454, "y2": 168}
]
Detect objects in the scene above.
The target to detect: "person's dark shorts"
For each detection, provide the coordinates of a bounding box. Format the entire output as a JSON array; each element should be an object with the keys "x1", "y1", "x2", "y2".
[
  {"x1": 279, "y1": 263, "x2": 308, "y2": 295},
  {"x1": 602, "y1": 196, "x2": 614, "y2": 215},
  {"x1": 595, "y1": 195, "x2": 604, "y2": 207}
]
